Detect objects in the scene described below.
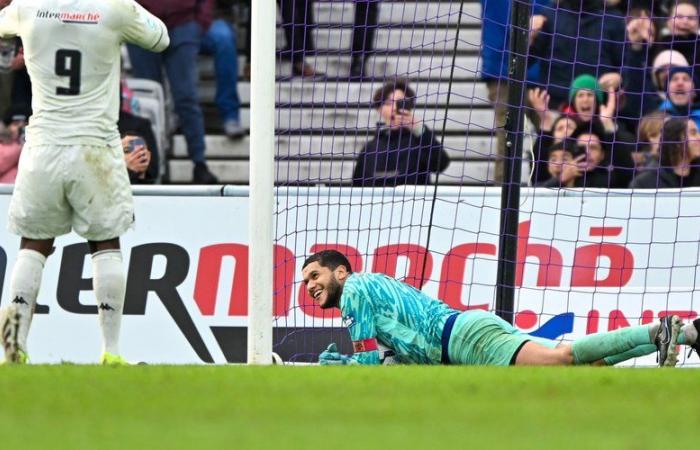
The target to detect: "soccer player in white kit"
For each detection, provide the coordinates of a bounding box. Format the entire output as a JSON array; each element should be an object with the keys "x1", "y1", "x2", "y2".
[{"x1": 0, "y1": 0, "x2": 169, "y2": 364}]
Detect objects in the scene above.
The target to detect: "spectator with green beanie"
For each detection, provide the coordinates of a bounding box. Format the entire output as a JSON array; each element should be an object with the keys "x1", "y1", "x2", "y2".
[
  {"x1": 563, "y1": 74, "x2": 635, "y2": 188},
  {"x1": 562, "y1": 74, "x2": 615, "y2": 131}
]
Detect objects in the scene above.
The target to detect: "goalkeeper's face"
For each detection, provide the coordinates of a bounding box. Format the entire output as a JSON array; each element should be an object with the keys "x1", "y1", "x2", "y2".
[{"x1": 302, "y1": 262, "x2": 347, "y2": 309}]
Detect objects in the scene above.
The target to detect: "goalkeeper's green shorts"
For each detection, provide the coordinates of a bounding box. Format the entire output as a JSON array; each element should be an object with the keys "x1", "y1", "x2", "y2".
[{"x1": 446, "y1": 310, "x2": 559, "y2": 366}]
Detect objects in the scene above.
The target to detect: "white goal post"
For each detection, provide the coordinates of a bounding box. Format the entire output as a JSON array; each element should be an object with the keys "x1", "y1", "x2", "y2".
[{"x1": 247, "y1": 0, "x2": 276, "y2": 364}]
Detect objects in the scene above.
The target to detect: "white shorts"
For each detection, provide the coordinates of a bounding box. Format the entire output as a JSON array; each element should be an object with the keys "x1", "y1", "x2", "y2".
[{"x1": 8, "y1": 143, "x2": 134, "y2": 241}]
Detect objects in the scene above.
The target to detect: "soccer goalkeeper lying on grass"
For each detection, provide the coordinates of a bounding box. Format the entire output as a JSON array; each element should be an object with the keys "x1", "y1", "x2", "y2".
[{"x1": 301, "y1": 250, "x2": 700, "y2": 367}]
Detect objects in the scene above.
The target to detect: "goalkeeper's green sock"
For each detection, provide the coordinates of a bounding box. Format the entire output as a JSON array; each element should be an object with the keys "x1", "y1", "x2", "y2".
[
  {"x1": 571, "y1": 325, "x2": 654, "y2": 364},
  {"x1": 602, "y1": 344, "x2": 657, "y2": 366}
]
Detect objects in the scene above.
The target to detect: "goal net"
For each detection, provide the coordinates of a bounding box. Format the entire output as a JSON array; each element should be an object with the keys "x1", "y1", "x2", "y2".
[{"x1": 268, "y1": 0, "x2": 700, "y2": 367}]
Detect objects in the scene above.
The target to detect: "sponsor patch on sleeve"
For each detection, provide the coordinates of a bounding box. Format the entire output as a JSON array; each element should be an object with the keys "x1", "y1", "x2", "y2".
[{"x1": 352, "y1": 338, "x2": 378, "y2": 353}]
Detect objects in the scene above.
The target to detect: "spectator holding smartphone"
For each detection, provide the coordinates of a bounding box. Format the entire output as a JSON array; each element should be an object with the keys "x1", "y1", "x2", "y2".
[
  {"x1": 353, "y1": 79, "x2": 449, "y2": 186},
  {"x1": 569, "y1": 121, "x2": 614, "y2": 188},
  {"x1": 118, "y1": 79, "x2": 160, "y2": 183},
  {"x1": 121, "y1": 133, "x2": 154, "y2": 184},
  {"x1": 535, "y1": 140, "x2": 584, "y2": 188}
]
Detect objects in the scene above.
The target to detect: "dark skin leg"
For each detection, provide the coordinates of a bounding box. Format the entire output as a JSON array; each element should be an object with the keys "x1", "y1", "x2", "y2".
[{"x1": 20, "y1": 237, "x2": 120, "y2": 257}]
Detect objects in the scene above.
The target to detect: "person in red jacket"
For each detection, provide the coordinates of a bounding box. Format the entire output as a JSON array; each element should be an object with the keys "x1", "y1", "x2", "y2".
[{"x1": 128, "y1": 0, "x2": 220, "y2": 184}]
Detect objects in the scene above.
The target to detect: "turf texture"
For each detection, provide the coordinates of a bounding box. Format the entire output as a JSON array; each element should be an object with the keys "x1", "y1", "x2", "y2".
[{"x1": 0, "y1": 365, "x2": 696, "y2": 450}]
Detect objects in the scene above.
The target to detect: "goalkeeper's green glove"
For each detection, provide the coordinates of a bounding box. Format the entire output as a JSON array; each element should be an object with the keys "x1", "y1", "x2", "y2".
[{"x1": 319, "y1": 343, "x2": 353, "y2": 365}]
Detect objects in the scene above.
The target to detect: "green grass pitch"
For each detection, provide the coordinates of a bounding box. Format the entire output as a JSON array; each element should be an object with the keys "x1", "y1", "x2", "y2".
[{"x1": 0, "y1": 365, "x2": 695, "y2": 450}]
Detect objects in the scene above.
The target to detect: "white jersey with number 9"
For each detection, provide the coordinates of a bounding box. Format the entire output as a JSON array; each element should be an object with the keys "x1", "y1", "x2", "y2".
[
  {"x1": 0, "y1": 0, "x2": 169, "y2": 241},
  {"x1": 0, "y1": 0, "x2": 169, "y2": 148}
]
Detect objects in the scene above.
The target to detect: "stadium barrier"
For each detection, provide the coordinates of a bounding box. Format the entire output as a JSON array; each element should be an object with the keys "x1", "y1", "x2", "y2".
[{"x1": 0, "y1": 185, "x2": 695, "y2": 366}]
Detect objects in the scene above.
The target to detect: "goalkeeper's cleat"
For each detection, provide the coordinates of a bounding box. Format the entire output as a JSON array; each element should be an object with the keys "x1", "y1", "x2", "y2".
[
  {"x1": 655, "y1": 315, "x2": 681, "y2": 367},
  {"x1": 687, "y1": 318, "x2": 700, "y2": 359},
  {"x1": 100, "y1": 352, "x2": 129, "y2": 366},
  {"x1": 0, "y1": 304, "x2": 26, "y2": 364}
]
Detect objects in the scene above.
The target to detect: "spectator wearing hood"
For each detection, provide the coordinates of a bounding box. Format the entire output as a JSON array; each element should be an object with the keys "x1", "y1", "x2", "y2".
[
  {"x1": 657, "y1": 65, "x2": 700, "y2": 129},
  {"x1": 651, "y1": 50, "x2": 690, "y2": 98}
]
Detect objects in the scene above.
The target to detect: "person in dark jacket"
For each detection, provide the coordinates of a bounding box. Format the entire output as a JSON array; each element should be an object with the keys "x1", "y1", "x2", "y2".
[
  {"x1": 530, "y1": 112, "x2": 579, "y2": 185},
  {"x1": 535, "y1": 139, "x2": 585, "y2": 188},
  {"x1": 128, "y1": 0, "x2": 219, "y2": 184},
  {"x1": 630, "y1": 117, "x2": 700, "y2": 188},
  {"x1": 568, "y1": 121, "x2": 615, "y2": 188},
  {"x1": 353, "y1": 80, "x2": 449, "y2": 187},
  {"x1": 654, "y1": 0, "x2": 700, "y2": 75},
  {"x1": 619, "y1": 7, "x2": 660, "y2": 126},
  {"x1": 529, "y1": 0, "x2": 626, "y2": 109},
  {"x1": 118, "y1": 111, "x2": 160, "y2": 184}
]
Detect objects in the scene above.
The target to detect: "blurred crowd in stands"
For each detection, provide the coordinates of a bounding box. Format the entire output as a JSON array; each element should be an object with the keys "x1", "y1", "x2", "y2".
[
  {"x1": 1, "y1": 0, "x2": 700, "y2": 189},
  {"x1": 0, "y1": 0, "x2": 254, "y2": 184},
  {"x1": 483, "y1": 0, "x2": 700, "y2": 188},
  {"x1": 0, "y1": 0, "x2": 382, "y2": 185}
]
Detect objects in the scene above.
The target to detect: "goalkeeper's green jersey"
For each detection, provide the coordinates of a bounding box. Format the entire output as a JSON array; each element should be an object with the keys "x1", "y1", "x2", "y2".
[{"x1": 340, "y1": 272, "x2": 458, "y2": 365}]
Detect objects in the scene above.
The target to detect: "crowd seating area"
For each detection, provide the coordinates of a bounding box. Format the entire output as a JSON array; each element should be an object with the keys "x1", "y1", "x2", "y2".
[
  {"x1": 4, "y1": 0, "x2": 688, "y2": 187},
  {"x1": 157, "y1": 0, "x2": 501, "y2": 185}
]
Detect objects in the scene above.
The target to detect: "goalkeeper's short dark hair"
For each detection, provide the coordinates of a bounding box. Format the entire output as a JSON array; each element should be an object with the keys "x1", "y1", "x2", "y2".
[
  {"x1": 372, "y1": 78, "x2": 416, "y2": 110},
  {"x1": 302, "y1": 250, "x2": 353, "y2": 273}
]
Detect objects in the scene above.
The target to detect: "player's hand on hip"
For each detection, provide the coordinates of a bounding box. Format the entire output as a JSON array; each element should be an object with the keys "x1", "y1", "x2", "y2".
[{"x1": 319, "y1": 343, "x2": 351, "y2": 365}]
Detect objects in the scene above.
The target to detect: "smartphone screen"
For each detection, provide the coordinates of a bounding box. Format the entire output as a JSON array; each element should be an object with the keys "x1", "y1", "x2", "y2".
[
  {"x1": 576, "y1": 144, "x2": 588, "y2": 160},
  {"x1": 127, "y1": 137, "x2": 146, "y2": 153}
]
